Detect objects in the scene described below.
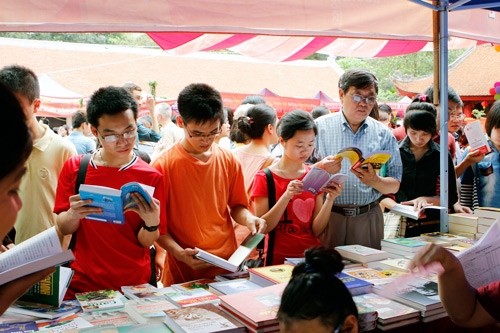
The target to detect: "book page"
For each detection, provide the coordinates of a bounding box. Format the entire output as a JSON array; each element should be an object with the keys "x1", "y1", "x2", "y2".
[
  {"x1": 0, "y1": 227, "x2": 62, "y2": 272},
  {"x1": 464, "y1": 121, "x2": 491, "y2": 155},
  {"x1": 456, "y1": 218, "x2": 500, "y2": 288},
  {"x1": 227, "y1": 233, "x2": 264, "y2": 265},
  {"x1": 121, "y1": 182, "x2": 155, "y2": 210}
]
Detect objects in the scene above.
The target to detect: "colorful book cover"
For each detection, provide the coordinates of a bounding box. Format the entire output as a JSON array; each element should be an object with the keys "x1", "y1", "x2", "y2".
[
  {"x1": 166, "y1": 288, "x2": 219, "y2": 308},
  {"x1": 301, "y1": 167, "x2": 347, "y2": 195},
  {"x1": 344, "y1": 267, "x2": 405, "y2": 286},
  {"x1": 36, "y1": 313, "x2": 93, "y2": 332},
  {"x1": 8, "y1": 300, "x2": 81, "y2": 320},
  {"x1": 0, "y1": 321, "x2": 38, "y2": 333},
  {"x1": 352, "y1": 293, "x2": 420, "y2": 324},
  {"x1": 121, "y1": 283, "x2": 160, "y2": 300},
  {"x1": 172, "y1": 278, "x2": 216, "y2": 292},
  {"x1": 79, "y1": 182, "x2": 154, "y2": 224},
  {"x1": 20, "y1": 266, "x2": 73, "y2": 307},
  {"x1": 248, "y1": 264, "x2": 294, "y2": 287},
  {"x1": 75, "y1": 289, "x2": 124, "y2": 312},
  {"x1": 79, "y1": 309, "x2": 138, "y2": 328},
  {"x1": 381, "y1": 238, "x2": 428, "y2": 252},
  {"x1": 124, "y1": 297, "x2": 177, "y2": 321},
  {"x1": 336, "y1": 147, "x2": 391, "y2": 170},
  {"x1": 336, "y1": 272, "x2": 374, "y2": 296}
]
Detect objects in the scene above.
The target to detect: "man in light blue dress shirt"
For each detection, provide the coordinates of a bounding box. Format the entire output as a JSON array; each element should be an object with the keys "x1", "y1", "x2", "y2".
[
  {"x1": 315, "y1": 69, "x2": 403, "y2": 249},
  {"x1": 68, "y1": 110, "x2": 96, "y2": 154}
]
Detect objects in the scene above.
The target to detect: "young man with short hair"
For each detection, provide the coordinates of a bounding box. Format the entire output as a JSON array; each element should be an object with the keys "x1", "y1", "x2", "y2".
[
  {"x1": 68, "y1": 110, "x2": 96, "y2": 154},
  {"x1": 54, "y1": 86, "x2": 166, "y2": 298},
  {"x1": 153, "y1": 83, "x2": 266, "y2": 285}
]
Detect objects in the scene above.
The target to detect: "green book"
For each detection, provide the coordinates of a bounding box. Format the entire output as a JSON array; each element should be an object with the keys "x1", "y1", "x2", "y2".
[{"x1": 20, "y1": 266, "x2": 73, "y2": 307}]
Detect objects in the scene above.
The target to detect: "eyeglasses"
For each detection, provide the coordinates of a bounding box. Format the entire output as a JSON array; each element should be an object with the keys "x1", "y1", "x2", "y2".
[
  {"x1": 449, "y1": 113, "x2": 465, "y2": 121},
  {"x1": 184, "y1": 124, "x2": 221, "y2": 140},
  {"x1": 350, "y1": 93, "x2": 377, "y2": 105},
  {"x1": 97, "y1": 129, "x2": 137, "y2": 143}
]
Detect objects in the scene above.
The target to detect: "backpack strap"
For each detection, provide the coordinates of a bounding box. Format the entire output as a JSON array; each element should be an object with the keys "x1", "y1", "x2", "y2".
[
  {"x1": 263, "y1": 168, "x2": 277, "y2": 266},
  {"x1": 68, "y1": 154, "x2": 91, "y2": 250}
]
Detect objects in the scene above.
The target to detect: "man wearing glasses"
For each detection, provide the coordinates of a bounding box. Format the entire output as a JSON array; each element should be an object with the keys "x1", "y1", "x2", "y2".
[
  {"x1": 314, "y1": 69, "x2": 402, "y2": 250},
  {"x1": 152, "y1": 83, "x2": 266, "y2": 285},
  {"x1": 54, "y1": 86, "x2": 166, "y2": 298}
]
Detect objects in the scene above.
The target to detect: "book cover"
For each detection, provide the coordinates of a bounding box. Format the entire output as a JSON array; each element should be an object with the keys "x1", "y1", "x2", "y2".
[
  {"x1": 336, "y1": 147, "x2": 391, "y2": 170},
  {"x1": 195, "y1": 233, "x2": 265, "y2": 272},
  {"x1": 334, "y1": 245, "x2": 389, "y2": 263},
  {"x1": 380, "y1": 238, "x2": 428, "y2": 253},
  {"x1": 419, "y1": 231, "x2": 469, "y2": 245},
  {"x1": 389, "y1": 204, "x2": 446, "y2": 220},
  {"x1": 124, "y1": 297, "x2": 178, "y2": 323},
  {"x1": 353, "y1": 293, "x2": 420, "y2": 325},
  {"x1": 367, "y1": 258, "x2": 411, "y2": 273},
  {"x1": 344, "y1": 267, "x2": 406, "y2": 286},
  {"x1": 79, "y1": 182, "x2": 155, "y2": 224},
  {"x1": 75, "y1": 289, "x2": 125, "y2": 312},
  {"x1": 36, "y1": 313, "x2": 93, "y2": 332},
  {"x1": 464, "y1": 120, "x2": 492, "y2": 155},
  {"x1": 172, "y1": 278, "x2": 216, "y2": 292},
  {"x1": 301, "y1": 167, "x2": 347, "y2": 195},
  {"x1": 218, "y1": 283, "x2": 286, "y2": 328},
  {"x1": 248, "y1": 264, "x2": 294, "y2": 287},
  {"x1": 121, "y1": 283, "x2": 161, "y2": 300},
  {"x1": 0, "y1": 226, "x2": 74, "y2": 285},
  {"x1": 79, "y1": 309, "x2": 138, "y2": 328},
  {"x1": 0, "y1": 321, "x2": 38, "y2": 333},
  {"x1": 336, "y1": 272, "x2": 374, "y2": 296},
  {"x1": 20, "y1": 266, "x2": 73, "y2": 307},
  {"x1": 7, "y1": 300, "x2": 81, "y2": 320},
  {"x1": 165, "y1": 288, "x2": 219, "y2": 308},
  {"x1": 208, "y1": 279, "x2": 262, "y2": 296},
  {"x1": 164, "y1": 303, "x2": 246, "y2": 333}
]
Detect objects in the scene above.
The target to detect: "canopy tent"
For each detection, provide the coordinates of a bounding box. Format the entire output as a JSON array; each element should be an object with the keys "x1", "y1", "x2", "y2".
[
  {"x1": 38, "y1": 74, "x2": 84, "y2": 117},
  {"x1": 1, "y1": 0, "x2": 499, "y2": 231}
]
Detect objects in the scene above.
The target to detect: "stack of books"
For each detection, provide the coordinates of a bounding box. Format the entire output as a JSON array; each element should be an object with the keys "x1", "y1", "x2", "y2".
[
  {"x1": 473, "y1": 207, "x2": 500, "y2": 238},
  {"x1": 343, "y1": 267, "x2": 406, "y2": 286},
  {"x1": 380, "y1": 238, "x2": 428, "y2": 258},
  {"x1": 352, "y1": 293, "x2": 420, "y2": 331},
  {"x1": 334, "y1": 244, "x2": 389, "y2": 264},
  {"x1": 335, "y1": 271, "x2": 374, "y2": 296},
  {"x1": 447, "y1": 213, "x2": 479, "y2": 238},
  {"x1": 208, "y1": 279, "x2": 262, "y2": 296},
  {"x1": 219, "y1": 283, "x2": 286, "y2": 333},
  {"x1": 366, "y1": 258, "x2": 411, "y2": 273}
]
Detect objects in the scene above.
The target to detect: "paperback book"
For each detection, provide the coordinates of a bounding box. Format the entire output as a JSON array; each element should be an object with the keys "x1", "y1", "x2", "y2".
[
  {"x1": 20, "y1": 266, "x2": 73, "y2": 307},
  {"x1": 7, "y1": 300, "x2": 81, "y2": 320},
  {"x1": 165, "y1": 287, "x2": 219, "y2": 308},
  {"x1": 195, "y1": 233, "x2": 265, "y2": 272},
  {"x1": 0, "y1": 226, "x2": 74, "y2": 285},
  {"x1": 208, "y1": 278, "x2": 262, "y2": 296},
  {"x1": 334, "y1": 244, "x2": 389, "y2": 263},
  {"x1": 344, "y1": 267, "x2": 406, "y2": 286},
  {"x1": 121, "y1": 283, "x2": 162, "y2": 300},
  {"x1": 301, "y1": 166, "x2": 347, "y2": 195},
  {"x1": 75, "y1": 289, "x2": 125, "y2": 312},
  {"x1": 79, "y1": 309, "x2": 139, "y2": 328},
  {"x1": 389, "y1": 204, "x2": 446, "y2": 220},
  {"x1": 336, "y1": 147, "x2": 391, "y2": 170},
  {"x1": 79, "y1": 182, "x2": 155, "y2": 224},
  {"x1": 380, "y1": 238, "x2": 428, "y2": 253},
  {"x1": 248, "y1": 264, "x2": 294, "y2": 287},
  {"x1": 464, "y1": 120, "x2": 492, "y2": 155},
  {"x1": 36, "y1": 313, "x2": 93, "y2": 332},
  {"x1": 164, "y1": 303, "x2": 246, "y2": 333},
  {"x1": 171, "y1": 278, "x2": 216, "y2": 292},
  {"x1": 124, "y1": 297, "x2": 178, "y2": 323},
  {"x1": 336, "y1": 272, "x2": 374, "y2": 296},
  {"x1": 353, "y1": 293, "x2": 420, "y2": 325}
]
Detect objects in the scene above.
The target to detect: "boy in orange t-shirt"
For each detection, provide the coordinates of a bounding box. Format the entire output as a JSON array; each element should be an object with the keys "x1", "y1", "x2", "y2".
[{"x1": 153, "y1": 83, "x2": 266, "y2": 285}]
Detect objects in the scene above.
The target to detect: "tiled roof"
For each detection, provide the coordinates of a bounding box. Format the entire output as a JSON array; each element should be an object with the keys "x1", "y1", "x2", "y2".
[
  {"x1": 0, "y1": 38, "x2": 342, "y2": 100},
  {"x1": 393, "y1": 44, "x2": 500, "y2": 97}
]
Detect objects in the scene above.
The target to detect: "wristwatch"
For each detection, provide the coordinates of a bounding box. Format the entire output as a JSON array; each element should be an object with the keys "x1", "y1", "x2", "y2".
[{"x1": 142, "y1": 223, "x2": 159, "y2": 232}]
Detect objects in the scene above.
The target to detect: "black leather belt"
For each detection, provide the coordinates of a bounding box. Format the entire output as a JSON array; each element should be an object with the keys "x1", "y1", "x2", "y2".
[{"x1": 331, "y1": 201, "x2": 379, "y2": 217}]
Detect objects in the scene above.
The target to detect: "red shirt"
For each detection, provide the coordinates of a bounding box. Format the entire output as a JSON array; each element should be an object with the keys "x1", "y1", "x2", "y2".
[
  {"x1": 477, "y1": 281, "x2": 500, "y2": 321},
  {"x1": 54, "y1": 154, "x2": 167, "y2": 299}
]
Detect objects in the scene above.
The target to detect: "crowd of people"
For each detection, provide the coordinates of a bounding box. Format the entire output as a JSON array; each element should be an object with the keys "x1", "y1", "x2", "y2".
[{"x1": 1, "y1": 63, "x2": 499, "y2": 331}]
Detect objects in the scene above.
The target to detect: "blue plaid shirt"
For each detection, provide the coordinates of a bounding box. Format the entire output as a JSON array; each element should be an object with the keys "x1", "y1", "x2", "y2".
[{"x1": 314, "y1": 111, "x2": 402, "y2": 206}]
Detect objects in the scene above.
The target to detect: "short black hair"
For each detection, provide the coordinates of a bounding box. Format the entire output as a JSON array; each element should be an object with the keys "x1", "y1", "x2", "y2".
[
  {"x1": 242, "y1": 95, "x2": 266, "y2": 105},
  {"x1": 424, "y1": 85, "x2": 463, "y2": 107},
  {"x1": 72, "y1": 110, "x2": 88, "y2": 129},
  {"x1": 311, "y1": 106, "x2": 329, "y2": 119},
  {"x1": 403, "y1": 109, "x2": 438, "y2": 137},
  {"x1": 177, "y1": 83, "x2": 224, "y2": 125},
  {"x1": 86, "y1": 86, "x2": 138, "y2": 128},
  {"x1": 0, "y1": 65, "x2": 40, "y2": 103},
  {"x1": 0, "y1": 82, "x2": 32, "y2": 180},
  {"x1": 278, "y1": 109, "x2": 317, "y2": 141},
  {"x1": 338, "y1": 69, "x2": 378, "y2": 94},
  {"x1": 486, "y1": 100, "x2": 500, "y2": 137}
]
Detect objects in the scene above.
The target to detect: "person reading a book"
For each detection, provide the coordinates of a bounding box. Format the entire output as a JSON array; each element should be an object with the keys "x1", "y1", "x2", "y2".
[
  {"x1": 409, "y1": 243, "x2": 500, "y2": 328},
  {"x1": 252, "y1": 110, "x2": 343, "y2": 265},
  {"x1": 314, "y1": 69, "x2": 403, "y2": 250},
  {"x1": 380, "y1": 103, "x2": 459, "y2": 237},
  {"x1": 54, "y1": 86, "x2": 166, "y2": 299},
  {"x1": 278, "y1": 247, "x2": 359, "y2": 333},
  {"x1": 460, "y1": 100, "x2": 500, "y2": 209},
  {"x1": 0, "y1": 82, "x2": 55, "y2": 315},
  {"x1": 152, "y1": 83, "x2": 266, "y2": 285}
]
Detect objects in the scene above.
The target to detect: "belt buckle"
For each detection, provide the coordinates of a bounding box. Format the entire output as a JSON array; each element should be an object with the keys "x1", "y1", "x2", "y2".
[{"x1": 343, "y1": 207, "x2": 358, "y2": 216}]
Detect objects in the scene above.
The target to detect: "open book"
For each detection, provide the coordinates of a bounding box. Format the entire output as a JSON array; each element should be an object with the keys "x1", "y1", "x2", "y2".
[
  {"x1": 390, "y1": 203, "x2": 446, "y2": 220},
  {"x1": 302, "y1": 166, "x2": 347, "y2": 195},
  {"x1": 79, "y1": 182, "x2": 155, "y2": 224},
  {"x1": 464, "y1": 120, "x2": 491, "y2": 155},
  {"x1": 195, "y1": 233, "x2": 265, "y2": 272},
  {"x1": 0, "y1": 227, "x2": 74, "y2": 285},
  {"x1": 336, "y1": 147, "x2": 391, "y2": 170}
]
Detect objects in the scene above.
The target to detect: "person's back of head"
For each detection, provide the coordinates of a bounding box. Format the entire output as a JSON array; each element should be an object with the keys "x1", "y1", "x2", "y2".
[
  {"x1": 155, "y1": 103, "x2": 173, "y2": 121},
  {"x1": 86, "y1": 86, "x2": 138, "y2": 128},
  {"x1": 236, "y1": 104, "x2": 277, "y2": 140},
  {"x1": 424, "y1": 85, "x2": 463, "y2": 107},
  {"x1": 72, "y1": 110, "x2": 88, "y2": 129},
  {"x1": 0, "y1": 65, "x2": 40, "y2": 103},
  {"x1": 278, "y1": 109, "x2": 317, "y2": 141},
  {"x1": 338, "y1": 69, "x2": 378, "y2": 94},
  {"x1": 378, "y1": 103, "x2": 392, "y2": 117},
  {"x1": 311, "y1": 105, "x2": 329, "y2": 119},
  {"x1": 242, "y1": 95, "x2": 266, "y2": 105},
  {"x1": 122, "y1": 82, "x2": 142, "y2": 95},
  {"x1": 177, "y1": 83, "x2": 224, "y2": 125},
  {"x1": 278, "y1": 247, "x2": 359, "y2": 333},
  {"x1": 1, "y1": 82, "x2": 32, "y2": 181},
  {"x1": 485, "y1": 100, "x2": 500, "y2": 138}
]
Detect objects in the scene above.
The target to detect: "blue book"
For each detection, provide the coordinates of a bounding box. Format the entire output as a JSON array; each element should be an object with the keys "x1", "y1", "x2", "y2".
[
  {"x1": 336, "y1": 272, "x2": 374, "y2": 296},
  {"x1": 79, "y1": 182, "x2": 154, "y2": 224}
]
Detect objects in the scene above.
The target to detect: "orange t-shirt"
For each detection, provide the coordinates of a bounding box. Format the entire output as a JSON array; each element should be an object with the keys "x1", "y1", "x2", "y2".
[{"x1": 153, "y1": 142, "x2": 249, "y2": 285}]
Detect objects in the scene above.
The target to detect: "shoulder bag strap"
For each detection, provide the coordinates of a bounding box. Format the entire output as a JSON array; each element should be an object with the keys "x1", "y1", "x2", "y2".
[
  {"x1": 69, "y1": 154, "x2": 91, "y2": 250},
  {"x1": 263, "y1": 167, "x2": 277, "y2": 266}
]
